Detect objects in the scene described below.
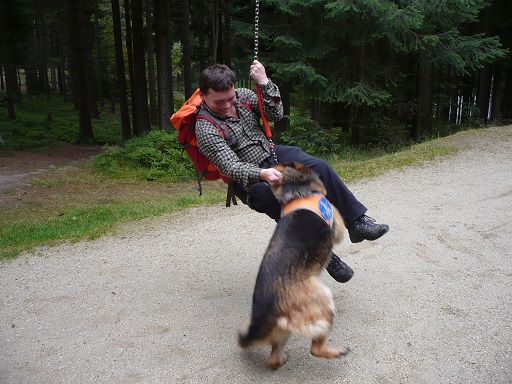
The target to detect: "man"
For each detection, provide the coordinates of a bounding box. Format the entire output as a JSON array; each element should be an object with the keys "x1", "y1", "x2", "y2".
[{"x1": 195, "y1": 61, "x2": 389, "y2": 283}]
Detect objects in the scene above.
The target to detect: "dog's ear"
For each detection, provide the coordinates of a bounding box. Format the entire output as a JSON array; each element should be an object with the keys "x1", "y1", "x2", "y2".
[
  {"x1": 273, "y1": 162, "x2": 299, "y2": 172},
  {"x1": 331, "y1": 206, "x2": 345, "y2": 244},
  {"x1": 293, "y1": 162, "x2": 309, "y2": 174}
]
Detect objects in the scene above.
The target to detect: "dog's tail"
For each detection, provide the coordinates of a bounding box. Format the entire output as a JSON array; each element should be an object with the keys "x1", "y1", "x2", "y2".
[
  {"x1": 238, "y1": 324, "x2": 254, "y2": 348},
  {"x1": 238, "y1": 317, "x2": 274, "y2": 348}
]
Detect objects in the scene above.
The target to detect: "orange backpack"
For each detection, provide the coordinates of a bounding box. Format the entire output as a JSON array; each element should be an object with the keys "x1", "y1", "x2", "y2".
[{"x1": 170, "y1": 88, "x2": 252, "y2": 205}]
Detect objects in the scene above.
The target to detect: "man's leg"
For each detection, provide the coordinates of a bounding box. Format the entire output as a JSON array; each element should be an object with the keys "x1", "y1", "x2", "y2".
[
  {"x1": 232, "y1": 181, "x2": 281, "y2": 221},
  {"x1": 275, "y1": 145, "x2": 389, "y2": 243}
]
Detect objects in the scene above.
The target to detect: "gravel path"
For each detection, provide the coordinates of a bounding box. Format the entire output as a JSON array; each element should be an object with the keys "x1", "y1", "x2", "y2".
[{"x1": 1, "y1": 126, "x2": 511, "y2": 384}]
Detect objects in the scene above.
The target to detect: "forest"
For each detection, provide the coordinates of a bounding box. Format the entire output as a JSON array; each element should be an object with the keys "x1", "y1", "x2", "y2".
[{"x1": 1, "y1": 0, "x2": 511, "y2": 150}]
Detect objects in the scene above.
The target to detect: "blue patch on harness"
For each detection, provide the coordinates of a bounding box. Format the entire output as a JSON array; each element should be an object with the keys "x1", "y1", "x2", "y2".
[{"x1": 318, "y1": 196, "x2": 333, "y2": 223}]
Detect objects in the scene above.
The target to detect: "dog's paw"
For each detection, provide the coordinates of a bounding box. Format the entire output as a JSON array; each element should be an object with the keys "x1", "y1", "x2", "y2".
[
  {"x1": 333, "y1": 345, "x2": 350, "y2": 357},
  {"x1": 268, "y1": 352, "x2": 287, "y2": 369}
]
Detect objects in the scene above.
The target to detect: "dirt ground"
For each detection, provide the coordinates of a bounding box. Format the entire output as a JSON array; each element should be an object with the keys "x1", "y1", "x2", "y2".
[
  {"x1": 0, "y1": 144, "x2": 104, "y2": 194},
  {"x1": 0, "y1": 127, "x2": 511, "y2": 383}
]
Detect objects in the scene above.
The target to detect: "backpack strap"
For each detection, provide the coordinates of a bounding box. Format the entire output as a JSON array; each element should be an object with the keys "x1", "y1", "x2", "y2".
[
  {"x1": 195, "y1": 107, "x2": 239, "y2": 207},
  {"x1": 196, "y1": 108, "x2": 237, "y2": 146},
  {"x1": 226, "y1": 180, "x2": 238, "y2": 207}
]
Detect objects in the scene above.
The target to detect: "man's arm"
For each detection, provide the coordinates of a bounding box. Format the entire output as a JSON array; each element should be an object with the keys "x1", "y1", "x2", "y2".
[{"x1": 250, "y1": 60, "x2": 283, "y2": 122}]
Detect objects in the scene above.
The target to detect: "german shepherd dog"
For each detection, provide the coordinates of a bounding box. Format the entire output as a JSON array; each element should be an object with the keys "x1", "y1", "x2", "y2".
[{"x1": 238, "y1": 162, "x2": 349, "y2": 369}]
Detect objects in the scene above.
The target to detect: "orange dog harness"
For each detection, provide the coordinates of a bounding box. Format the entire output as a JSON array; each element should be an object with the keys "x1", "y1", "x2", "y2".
[{"x1": 281, "y1": 194, "x2": 334, "y2": 228}]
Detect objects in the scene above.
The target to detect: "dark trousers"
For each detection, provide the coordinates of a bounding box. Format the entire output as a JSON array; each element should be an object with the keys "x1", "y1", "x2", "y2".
[{"x1": 233, "y1": 145, "x2": 367, "y2": 224}]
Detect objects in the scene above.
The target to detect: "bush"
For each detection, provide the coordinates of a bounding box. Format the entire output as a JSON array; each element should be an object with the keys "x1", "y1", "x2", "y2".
[
  {"x1": 92, "y1": 130, "x2": 196, "y2": 181},
  {"x1": 358, "y1": 115, "x2": 411, "y2": 152},
  {"x1": 277, "y1": 116, "x2": 342, "y2": 157}
]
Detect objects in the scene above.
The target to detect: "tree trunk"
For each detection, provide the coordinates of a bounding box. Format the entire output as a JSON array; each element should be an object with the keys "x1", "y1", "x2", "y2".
[
  {"x1": 411, "y1": 51, "x2": 433, "y2": 140},
  {"x1": 0, "y1": 1, "x2": 17, "y2": 120},
  {"x1": 154, "y1": 0, "x2": 173, "y2": 128},
  {"x1": 448, "y1": 71, "x2": 459, "y2": 126},
  {"x1": 56, "y1": 6, "x2": 67, "y2": 102},
  {"x1": 198, "y1": 0, "x2": 206, "y2": 70},
  {"x1": 223, "y1": 0, "x2": 232, "y2": 67},
  {"x1": 338, "y1": 104, "x2": 352, "y2": 133},
  {"x1": 490, "y1": 64, "x2": 505, "y2": 122},
  {"x1": 94, "y1": 10, "x2": 105, "y2": 108},
  {"x1": 51, "y1": 67, "x2": 56, "y2": 90},
  {"x1": 212, "y1": 0, "x2": 221, "y2": 63},
  {"x1": 0, "y1": 64, "x2": 4, "y2": 90},
  {"x1": 57, "y1": 63, "x2": 64, "y2": 95},
  {"x1": 477, "y1": 65, "x2": 493, "y2": 122},
  {"x1": 4, "y1": 63, "x2": 17, "y2": 119},
  {"x1": 16, "y1": 68, "x2": 22, "y2": 101},
  {"x1": 57, "y1": 18, "x2": 67, "y2": 101},
  {"x1": 111, "y1": 0, "x2": 132, "y2": 143},
  {"x1": 350, "y1": 104, "x2": 360, "y2": 145},
  {"x1": 24, "y1": 66, "x2": 37, "y2": 98},
  {"x1": 131, "y1": 0, "x2": 150, "y2": 137},
  {"x1": 460, "y1": 75, "x2": 475, "y2": 125},
  {"x1": 146, "y1": 0, "x2": 158, "y2": 125},
  {"x1": 502, "y1": 68, "x2": 512, "y2": 119},
  {"x1": 34, "y1": 21, "x2": 45, "y2": 96},
  {"x1": 39, "y1": 19, "x2": 50, "y2": 99},
  {"x1": 87, "y1": 52, "x2": 100, "y2": 119},
  {"x1": 181, "y1": 0, "x2": 193, "y2": 98},
  {"x1": 67, "y1": 0, "x2": 94, "y2": 144},
  {"x1": 438, "y1": 68, "x2": 450, "y2": 124},
  {"x1": 124, "y1": 0, "x2": 137, "y2": 132},
  {"x1": 420, "y1": 56, "x2": 433, "y2": 136}
]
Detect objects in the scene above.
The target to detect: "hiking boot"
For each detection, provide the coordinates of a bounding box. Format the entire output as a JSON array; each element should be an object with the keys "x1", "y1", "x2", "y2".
[
  {"x1": 348, "y1": 214, "x2": 389, "y2": 243},
  {"x1": 326, "y1": 253, "x2": 354, "y2": 283}
]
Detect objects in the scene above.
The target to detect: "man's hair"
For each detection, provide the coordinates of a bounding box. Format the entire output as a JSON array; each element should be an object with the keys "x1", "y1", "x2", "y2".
[{"x1": 199, "y1": 64, "x2": 236, "y2": 95}]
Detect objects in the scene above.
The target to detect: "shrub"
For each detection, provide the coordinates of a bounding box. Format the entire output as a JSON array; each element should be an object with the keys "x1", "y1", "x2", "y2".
[
  {"x1": 277, "y1": 116, "x2": 342, "y2": 157},
  {"x1": 358, "y1": 115, "x2": 411, "y2": 152},
  {"x1": 92, "y1": 130, "x2": 196, "y2": 181}
]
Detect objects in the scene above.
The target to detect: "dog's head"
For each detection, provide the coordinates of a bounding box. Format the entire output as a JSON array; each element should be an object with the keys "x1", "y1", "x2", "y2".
[{"x1": 271, "y1": 162, "x2": 327, "y2": 205}]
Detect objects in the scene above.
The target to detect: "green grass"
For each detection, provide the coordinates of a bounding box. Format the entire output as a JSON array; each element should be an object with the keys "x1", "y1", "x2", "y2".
[
  {"x1": 330, "y1": 140, "x2": 458, "y2": 181},
  {"x1": 0, "y1": 191, "x2": 224, "y2": 259}
]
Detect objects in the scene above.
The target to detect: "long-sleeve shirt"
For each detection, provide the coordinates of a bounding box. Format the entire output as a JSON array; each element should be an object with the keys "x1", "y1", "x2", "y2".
[{"x1": 195, "y1": 80, "x2": 284, "y2": 190}]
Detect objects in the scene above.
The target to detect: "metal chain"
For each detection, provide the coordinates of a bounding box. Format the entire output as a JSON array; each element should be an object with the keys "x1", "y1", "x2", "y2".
[
  {"x1": 254, "y1": 0, "x2": 278, "y2": 164},
  {"x1": 254, "y1": 0, "x2": 259, "y2": 61}
]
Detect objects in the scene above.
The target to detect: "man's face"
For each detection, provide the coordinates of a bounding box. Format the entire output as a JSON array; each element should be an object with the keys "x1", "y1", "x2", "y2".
[{"x1": 201, "y1": 86, "x2": 236, "y2": 117}]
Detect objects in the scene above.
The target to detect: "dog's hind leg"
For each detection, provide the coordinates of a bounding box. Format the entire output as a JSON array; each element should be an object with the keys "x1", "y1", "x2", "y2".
[
  {"x1": 311, "y1": 336, "x2": 349, "y2": 359},
  {"x1": 268, "y1": 330, "x2": 291, "y2": 369}
]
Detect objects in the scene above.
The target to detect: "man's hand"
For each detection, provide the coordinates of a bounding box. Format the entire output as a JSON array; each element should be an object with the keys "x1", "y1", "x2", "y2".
[
  {"x1": 250, "y1": 60, "x2": 268, "y2": 85},
  {"x1": 250, "y1": 60, "x2": 279, "y2": 106},
  {"x1": 259, "y1": 168, "x2": 282, "y2": 186}
]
